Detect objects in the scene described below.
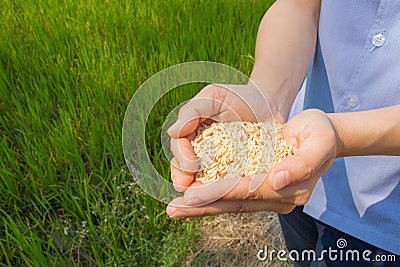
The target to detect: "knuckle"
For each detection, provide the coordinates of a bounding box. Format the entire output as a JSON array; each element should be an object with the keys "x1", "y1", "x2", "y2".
[
  {"x1": 284, "y1": 193, "x2": 311, "y2": 207},
  {"x1": 302, "y1": 159, "x2": 317, "y2": 179},
  {"x1": 181, "y1": 161, "x2": 197, "y2": 173},
  {"x1": 204, "y1": 83, "x2": 221, "y2": 91},
  {"x1": 170, "y1": 158, "x2": 179, "y2": 169},
  {"x1": 278, "y1": 205, "x2": 296, "y2": 214},
  {"x1": 199, "y1": 208, "x2": 209, "y2": 217},
  {"x1": 233, "y1": 201, "x2": 248, "y2": 213},
  {"x1": 205, "y1": 84, "x2": 228, "y2": 101},
  {"x1": 247, "y1": 190, "x2": 259, "y2": 200},
  {"x1": 170, "y1": 139, "x2": 176, "y2": 153},
  {"x1": 246, "y1": 188, "x2": 261, "y2": 201},
  {"x1": 294, "y1": 193, "x2": 311, "y2": 206},
  {"x1": 178, "y1": 102, "x2": 190, "y2": 114}
]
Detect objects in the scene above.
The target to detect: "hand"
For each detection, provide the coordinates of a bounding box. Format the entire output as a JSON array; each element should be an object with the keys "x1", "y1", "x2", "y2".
[
  {"x1": 166, "y1": 109, "x2": 339, "y2": 217},
  {"x1": 167, "y1": 83, "x2": 282, "y2": 192}
]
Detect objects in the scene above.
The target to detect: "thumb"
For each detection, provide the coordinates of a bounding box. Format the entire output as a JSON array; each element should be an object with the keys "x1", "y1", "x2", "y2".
[{"x1": 269, "y1": 138, "x2": 333, "y2": 191}]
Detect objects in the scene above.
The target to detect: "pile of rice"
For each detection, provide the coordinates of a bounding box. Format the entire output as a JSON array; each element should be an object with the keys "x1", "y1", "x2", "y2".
[{"x1": 191, "y1": 121, "x2": 293, "y2": 183}]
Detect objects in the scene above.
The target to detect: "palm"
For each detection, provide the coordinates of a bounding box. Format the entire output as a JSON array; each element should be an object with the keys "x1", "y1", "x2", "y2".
[
  {"x1": 168, "y1": 83, "x2": 281, "y2": 191},
  {"x1": 167, "y1": 109, "x2": 339, "y2": 218}
]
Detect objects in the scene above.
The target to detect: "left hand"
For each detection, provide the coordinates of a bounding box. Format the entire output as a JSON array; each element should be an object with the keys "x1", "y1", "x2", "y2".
[{"x1": 166, "y1": 109, "x2": 339, "y2": 218}]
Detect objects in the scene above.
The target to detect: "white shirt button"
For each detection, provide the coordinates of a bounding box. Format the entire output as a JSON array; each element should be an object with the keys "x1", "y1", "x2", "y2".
[
  {"x1": 372, "y1": 33, "x2": 385, "y2": 47},
  {"x1": 347, "y1": 96, "x2": 360, "y2": 108}
]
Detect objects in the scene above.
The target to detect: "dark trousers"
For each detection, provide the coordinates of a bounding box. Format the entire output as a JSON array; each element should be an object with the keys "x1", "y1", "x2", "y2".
[{"x1": 278, "y1": 206, "x2": 400, "y2": 267}]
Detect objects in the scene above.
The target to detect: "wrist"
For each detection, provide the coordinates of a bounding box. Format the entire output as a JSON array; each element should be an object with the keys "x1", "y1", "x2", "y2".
[
  {"x1": 327, "y1": 113, "x2": 346, "y2": 158},
  {"x1": 327, "y1": 106, "x2": 400, "y2": 157},
  {"x1": 248, "y1": 76, "x2": 297, "y2": 123}
]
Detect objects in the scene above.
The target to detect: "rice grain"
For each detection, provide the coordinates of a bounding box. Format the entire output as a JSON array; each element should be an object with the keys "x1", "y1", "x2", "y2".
[{"x1": 191, "y1": 121, "x2": 293, "y2": 183}]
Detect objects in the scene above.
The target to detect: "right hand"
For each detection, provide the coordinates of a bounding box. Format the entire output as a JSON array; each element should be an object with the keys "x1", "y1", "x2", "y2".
[{"x1": 167, "y1": 83, "x2": 282, "y2": 192}]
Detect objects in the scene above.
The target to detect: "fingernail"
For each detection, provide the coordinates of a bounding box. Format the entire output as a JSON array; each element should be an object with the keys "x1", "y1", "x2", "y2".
[
  {"x1": 273, "y1": 170, "x2": 290, "y2": 190},
  {"x1": 173, "y1": 184, "x2": 187, "y2": 193},
  {"x1": 170, "y1": 211, "x2": 187, "y2": 218},
  {"x1": 166, "y1": 206, "x2": 176, "y2": 217}
]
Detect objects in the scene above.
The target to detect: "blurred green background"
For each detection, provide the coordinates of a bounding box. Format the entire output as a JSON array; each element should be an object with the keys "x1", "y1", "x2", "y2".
[{"x1": 0, "y1": 0, "x2": 274, "y2": 265}]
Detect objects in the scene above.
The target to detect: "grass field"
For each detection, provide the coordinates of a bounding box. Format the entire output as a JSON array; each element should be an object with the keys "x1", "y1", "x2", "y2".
[{"x1": 0, "y1": 0, "x2": 275, "y2": 265}]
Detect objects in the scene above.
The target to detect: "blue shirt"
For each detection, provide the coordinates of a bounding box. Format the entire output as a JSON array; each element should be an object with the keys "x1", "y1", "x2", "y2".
[{"x1": 290, "y1": 0, "x2": 400, "y2": 254}]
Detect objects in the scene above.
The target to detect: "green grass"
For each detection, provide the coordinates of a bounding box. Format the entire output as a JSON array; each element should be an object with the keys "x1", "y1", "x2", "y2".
[{"x1": 0, "y1": 0, "x2": 274, "y2": 265}]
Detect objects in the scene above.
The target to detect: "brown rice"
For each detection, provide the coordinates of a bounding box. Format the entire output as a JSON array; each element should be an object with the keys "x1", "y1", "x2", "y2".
[{"x1": 191, "y1": 121, "x2": 293, "y2": 183}]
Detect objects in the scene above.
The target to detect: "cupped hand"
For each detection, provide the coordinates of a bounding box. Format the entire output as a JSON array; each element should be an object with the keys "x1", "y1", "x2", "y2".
[
  {"x1": 167, "y1": 83, "x2": 281, "y2": 192},
  {"x1": 166, "y1": 109, "x2": 339, "y2": 218}
]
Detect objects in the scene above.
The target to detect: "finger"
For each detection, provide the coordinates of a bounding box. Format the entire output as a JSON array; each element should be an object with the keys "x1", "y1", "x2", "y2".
[
  {"x1": 182, "y1": 174, "x2": 282, "y2": 206},
  {"x1": 269, "y1": 135, "x2": 334, "y2": 191},
  {"x1": 248, "y1": 172, "x2": 269, "y2": 193},
  {"x1": 170, "y1": 138, "x2": 198, "y2": 173},
  {"x1": 167, "y1": 97, "x2": 218, "y2": 139},
  {"x1": 182, "y1": 176, "x2": 243, "y2": 206},
  {"x1": 166, "y1": 197, "x2": 295, "y2": 218},
  {"x1": 275, "y1": 159, "x2": 333, "y2": 205},
  {"x1": 170, "y1": 160, "x2": 194, "y2": 192},
  {"x1": 167, "y1": 83, "x2": 237, "y2": 139}
]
